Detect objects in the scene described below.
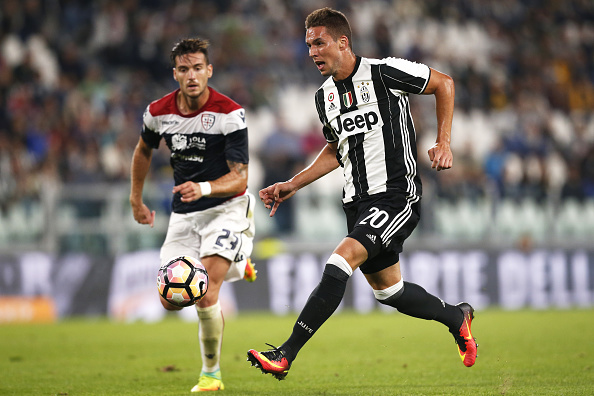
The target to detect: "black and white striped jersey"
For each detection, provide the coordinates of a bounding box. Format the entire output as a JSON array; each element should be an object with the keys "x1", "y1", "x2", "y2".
[{"x1": 315, "y1": 56, "x2": 430, "y2": 203}]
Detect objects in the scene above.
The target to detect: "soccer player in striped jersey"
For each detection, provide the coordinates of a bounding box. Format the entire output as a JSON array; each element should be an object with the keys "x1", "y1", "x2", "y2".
[
  {"x1": 130, "y1": 38, "x2": 257, "y2": 392},
  {"x1": 248, "y1": 8, "x2": 477, "y2": 380}
]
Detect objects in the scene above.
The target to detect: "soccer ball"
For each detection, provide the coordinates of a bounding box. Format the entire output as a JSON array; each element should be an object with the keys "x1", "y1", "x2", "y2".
[{"x1": 157, "y1": 256, "x2": 209, "y2": 307}]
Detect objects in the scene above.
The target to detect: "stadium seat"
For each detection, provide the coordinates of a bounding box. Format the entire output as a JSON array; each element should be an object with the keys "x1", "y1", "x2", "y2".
[
  {"x1": 555, "y1": 199, "x2": 593, "y2": 239},
  {"x1": 455, "y1": 199, "x2": 490, "y2": 240},
  {"x1": 5, "y1": 202, "x2": 44, "y2": 243},
  {"x1": 0, "y1": 211, "x2": 7, "y2": 245},
  {"x1": 494, "y1": 198, "x2": 549, "y2": 243},
  {"x1": 433, "y1": 199, "x2": 490, "y2": 240},
  {"x1": 295, "y1": 189, "x2": 345, "y2": 242},
  {"x1": 433, "y1": 201, "x2": 459, "y2": 239}
]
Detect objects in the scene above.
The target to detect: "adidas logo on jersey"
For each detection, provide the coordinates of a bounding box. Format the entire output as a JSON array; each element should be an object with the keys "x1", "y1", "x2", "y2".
[
  {"x1": 366, "y1": 234, "x2": 377, "y2": 244},
  {"x1": 328, "y1": 102, "x2": 337, "y2": 111}
]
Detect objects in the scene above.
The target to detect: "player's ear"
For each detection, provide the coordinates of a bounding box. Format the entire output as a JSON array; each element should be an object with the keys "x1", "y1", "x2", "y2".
[
  {"x1": 172, "y1": 68, "x2": 178, "y2": 82},
  {"x1": 339, "y1": 35, "x2": 348, "y2": 50},
  {"x1": 207, "y1": 64, "x2": 213, "y2": 78}
]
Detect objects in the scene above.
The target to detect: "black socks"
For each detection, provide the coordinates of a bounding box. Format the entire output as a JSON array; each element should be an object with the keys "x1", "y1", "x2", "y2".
[
  {"x1": 281, "y1": 264, "x2": 350, "y2": 362},
  {"x1": 280, "y1": 270, "x2": 464, "y2": 363},
  {"x1": 378, "y1": 281, "x2": 463, "y2": 332}
]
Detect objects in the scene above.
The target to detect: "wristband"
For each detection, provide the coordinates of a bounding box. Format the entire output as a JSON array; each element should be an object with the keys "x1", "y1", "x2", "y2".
[{"x1": 198, "y1": 182, "x2": 212, "y2": 197}]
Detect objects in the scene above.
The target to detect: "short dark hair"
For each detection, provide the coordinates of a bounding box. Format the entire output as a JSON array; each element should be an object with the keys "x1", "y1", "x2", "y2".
[
  {"x1": 305, "y1": 7, "x2": 353, "y2": 50},
  {"x1": 170, "y1": 38, "x2": 210, "y2": 67}
]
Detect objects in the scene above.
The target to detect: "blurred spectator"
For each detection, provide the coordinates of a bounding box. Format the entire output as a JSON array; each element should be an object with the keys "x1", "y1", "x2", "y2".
[
  {"x1": 259, "y1": 115, "x2": 304, "y2": 235},
  {"x1": 483, "y1": 138, "x2": 508, "y2": 197},
  {"x1": 561, "y1": 166, "x2": 586, "y2": 202},
  {"x1": 300, "y1": 120, "x2": 327, "y2": 160}
]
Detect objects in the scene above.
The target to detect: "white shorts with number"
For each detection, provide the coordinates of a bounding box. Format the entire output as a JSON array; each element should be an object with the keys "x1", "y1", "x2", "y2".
[{"x1": 160, "y1": 192, "x2": 256, "y2": 282}]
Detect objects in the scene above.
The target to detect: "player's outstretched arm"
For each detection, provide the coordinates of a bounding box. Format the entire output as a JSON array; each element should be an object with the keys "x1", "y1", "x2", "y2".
[
  {"x1": 173, "y1": 161, "x2": 248, "y2": 203},
  {"x1": 130, "y1": 137, "x2": 156, "y2": 227},
  {"x1": 423, "y1": 68, "x2": 455, "y2": 171},
  {"x1": 260, "y1": 142, "x2": 340, "y2": 217}
]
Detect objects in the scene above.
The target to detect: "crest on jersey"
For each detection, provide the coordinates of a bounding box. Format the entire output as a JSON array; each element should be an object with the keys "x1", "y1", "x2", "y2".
[
  {"x1": 342, "y1": 91, "x2": 353, "y2": 107},
  {"x1": 360, "y1": 86, "x2": 370, "y2": 103},
  {"x1": 171, "y1": 134, "x2": 187, "y2": 151},
  {"x1": 201, "y1": 114, "x2": 215, "y2": 131}
]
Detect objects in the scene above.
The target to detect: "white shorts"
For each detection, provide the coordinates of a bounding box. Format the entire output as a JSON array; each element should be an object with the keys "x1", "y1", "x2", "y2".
[{"x1": 160, "y1": 192, "x2": 256, "y2": 282}]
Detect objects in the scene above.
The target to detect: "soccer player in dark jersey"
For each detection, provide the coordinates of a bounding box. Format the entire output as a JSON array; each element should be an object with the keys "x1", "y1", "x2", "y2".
[
  {"x1": 130, "y1": 38, "x2": 257, "y2": 392},
  {"x1": 247, "y1": 8, "x2": 477, "y2": 380}
]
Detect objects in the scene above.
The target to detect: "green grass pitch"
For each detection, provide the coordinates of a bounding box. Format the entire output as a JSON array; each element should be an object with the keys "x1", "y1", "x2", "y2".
[{"x1": 1, "y1": 309, "x2": 593, "y2": 395}]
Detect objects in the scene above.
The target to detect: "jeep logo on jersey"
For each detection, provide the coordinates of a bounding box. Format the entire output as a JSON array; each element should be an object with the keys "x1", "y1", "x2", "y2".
[
  {"x1": 171, "y1": 134, "x2": 187, "y2": 151},
  {"x1": 201, "y1": 114, "x2": 215, "y2": 130},
  {"x1": 335, "y1": 110, "x2": 380, "y2": 135}
]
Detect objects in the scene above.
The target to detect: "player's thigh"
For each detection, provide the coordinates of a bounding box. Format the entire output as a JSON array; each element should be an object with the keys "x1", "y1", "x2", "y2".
[
  {"x1": 200, "y1": 254, "x2": 231, "y2": 287},
  {"x1": 333, "y1": 237, "x2": 369, "y2": 269},
  {"x1": 198, "y1": 254, "x2": 231, "y2": 306}
]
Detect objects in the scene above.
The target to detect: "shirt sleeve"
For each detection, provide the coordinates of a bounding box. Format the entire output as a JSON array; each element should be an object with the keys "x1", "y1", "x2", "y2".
[
  {"x1": 223, "y1": 108, "x2": 249, "y2": 163},
  {"x1": 322, "y1": 124, "x2": 338, "y2": 143},
  {"x1": 221, "y1": 108, "x2": 247, "y2": 136},
  {"x1": 315, "y1": 88, "x2": 338, "y2": 143},
  {"x1": 140, "y1": 105, "x2": 162, "y2": 149},
  {"x1": 381, "y1": 57, "x2": 431, "y2": 95}
]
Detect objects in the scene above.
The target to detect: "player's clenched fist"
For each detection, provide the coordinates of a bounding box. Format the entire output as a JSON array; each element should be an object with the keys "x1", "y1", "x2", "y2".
[{"x1": 428, "y1": 142, "x2": 453, "y2": 171}]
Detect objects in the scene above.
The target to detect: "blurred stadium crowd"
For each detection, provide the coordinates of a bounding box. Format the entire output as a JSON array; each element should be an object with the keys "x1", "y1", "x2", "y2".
[{"x1": 0, "y1": 0, "x2": 593, "y2": 240}]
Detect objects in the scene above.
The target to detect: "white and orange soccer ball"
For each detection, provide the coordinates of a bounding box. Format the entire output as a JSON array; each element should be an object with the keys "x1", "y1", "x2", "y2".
[{"x1": 157, "y1": 256, "x2": 209, "y2": 307}]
